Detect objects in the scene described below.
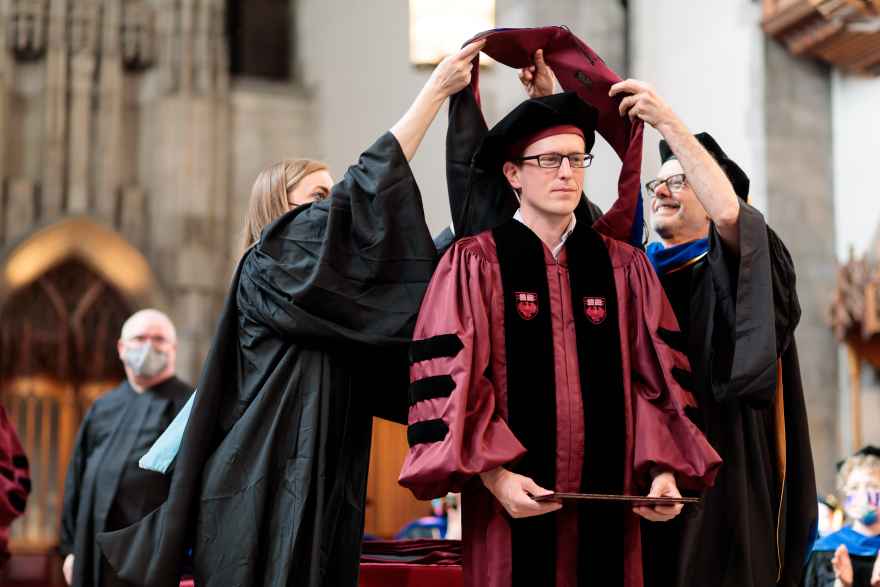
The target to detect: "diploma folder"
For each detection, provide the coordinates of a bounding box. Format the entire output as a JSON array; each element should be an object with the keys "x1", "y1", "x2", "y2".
[{"x1": 531, "y1": 493, "x2": 700, "y2": 505}]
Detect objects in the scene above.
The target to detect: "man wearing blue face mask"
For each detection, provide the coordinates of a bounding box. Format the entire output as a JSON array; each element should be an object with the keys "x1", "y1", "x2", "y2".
[
  {"x1": 60, "y1": 309, "x2": 192, "y2": 587},
  {"x1": 804, "y1": 446, "x2": 880, "y2": 587}
]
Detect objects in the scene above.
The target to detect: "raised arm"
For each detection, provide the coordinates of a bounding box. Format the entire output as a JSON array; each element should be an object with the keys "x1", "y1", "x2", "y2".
[
  {"x1": 610, "y1": 79, "x2": 741, "y2": 250},
  {"x1": 391, "y1": 40, "x2": 485, "y2": 161}
]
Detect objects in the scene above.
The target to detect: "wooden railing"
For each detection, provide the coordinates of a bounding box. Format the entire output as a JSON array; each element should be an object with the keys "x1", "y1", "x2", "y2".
[
  {"x1": 1, "y1": 377, "x2": 112, "y2": 554},
  {"x1": 365, "y1": 418, "x2": 432, "y2": 538},
  {"x1": 3, "y1": 377, "x2": 429, "y2": 545},
  {"x1": 763, "y1": 0, "x2": 880, "y2": 75}
]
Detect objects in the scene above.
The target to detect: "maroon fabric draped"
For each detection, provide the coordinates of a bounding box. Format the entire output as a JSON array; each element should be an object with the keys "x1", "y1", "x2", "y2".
[{"x1": 464, "y1": 26, "x2": 645, "y2": 244}]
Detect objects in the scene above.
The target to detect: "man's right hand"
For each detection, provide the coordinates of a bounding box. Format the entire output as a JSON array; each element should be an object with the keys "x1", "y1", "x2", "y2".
[
  {"x1": 62, "y1": 554, "x2": 74, "y2": 585},
  {"x1": 480, "y1": 467, "x2": 562, "y2": 518}
]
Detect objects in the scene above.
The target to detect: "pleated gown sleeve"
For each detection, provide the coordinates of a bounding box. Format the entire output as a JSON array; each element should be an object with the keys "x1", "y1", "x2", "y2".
[
  {"x1": 399, "y1": 239, "x2": 526, "y2": 500},
  {"x1": 618, "y1": 246, "x2": 722, "y2": 492}
]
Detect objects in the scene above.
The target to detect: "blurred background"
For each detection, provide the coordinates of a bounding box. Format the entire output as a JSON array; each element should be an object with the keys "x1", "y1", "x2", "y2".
[{"x1": 1, "y1": 0, "x2": 879, "y2": 583}]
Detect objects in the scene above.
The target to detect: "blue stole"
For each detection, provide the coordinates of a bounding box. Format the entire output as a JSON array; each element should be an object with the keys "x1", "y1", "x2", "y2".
[
  {"x1": 138, "y1": 390, "x2": 196, "y2": 474},
  {"x1": 646, "y1": 238, "x2": 710, "y2": 275},
  {"x1": 811, "y1": 526, "x2": 880, "y2": 556}
]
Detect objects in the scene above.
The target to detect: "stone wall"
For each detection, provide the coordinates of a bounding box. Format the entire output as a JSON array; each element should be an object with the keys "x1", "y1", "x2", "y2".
[{"x1": 0, "y1": 0, "x2": 317, "y2": 383}]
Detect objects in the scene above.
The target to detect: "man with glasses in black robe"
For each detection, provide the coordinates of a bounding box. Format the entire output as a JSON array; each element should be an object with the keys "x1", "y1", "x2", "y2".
[{"x1": 610, "y1": 78, "x2": 818, "y2": 587}]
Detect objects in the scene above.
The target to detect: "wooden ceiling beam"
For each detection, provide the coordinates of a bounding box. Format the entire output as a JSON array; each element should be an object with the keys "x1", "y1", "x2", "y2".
[{"x1": 763, "y1": 0, "x2": 880, "y2": 75}]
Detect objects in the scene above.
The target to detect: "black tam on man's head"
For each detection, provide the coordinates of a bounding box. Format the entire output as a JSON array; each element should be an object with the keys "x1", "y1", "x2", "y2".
[
  {"x1": 659, "y1": 132, "x2": 750, "y2": 201},
  {"x1": 474, "y1": 92, "x2": 599, "y2": 172}
]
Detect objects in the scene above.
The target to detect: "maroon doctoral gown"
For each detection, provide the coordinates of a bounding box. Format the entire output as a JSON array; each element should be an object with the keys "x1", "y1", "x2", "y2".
[
  {"x1": 0, "y1": 405, "x2": 30, "y2": 566},
  {"x1": 399, "y1": 218, "x2": 721, "y2": 587}
]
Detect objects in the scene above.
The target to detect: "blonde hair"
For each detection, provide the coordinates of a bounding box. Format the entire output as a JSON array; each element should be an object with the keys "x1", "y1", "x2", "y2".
[
  {"x1": 837, "y1": 454, "x2": 880, "y2": 493},
  {"x1": 239, "y1": 158, "x2": 330, "y2": 257}
]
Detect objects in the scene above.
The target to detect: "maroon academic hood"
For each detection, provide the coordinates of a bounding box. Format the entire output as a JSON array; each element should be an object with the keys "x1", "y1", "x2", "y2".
[{"x1": 447, "y1": 26, "x2": 644, "y2": 246}]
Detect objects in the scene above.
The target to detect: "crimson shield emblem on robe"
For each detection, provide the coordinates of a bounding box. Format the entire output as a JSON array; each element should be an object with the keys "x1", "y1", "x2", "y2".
[
  {"x1": 583, "y1": 296, "x2": 606, "y2": 324},
  {"x1": 514, "y1": 291, "x2": 539, "y2": 320}
]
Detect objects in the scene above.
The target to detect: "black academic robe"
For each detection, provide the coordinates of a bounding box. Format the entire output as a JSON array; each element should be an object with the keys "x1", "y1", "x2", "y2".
[
  {"x1": 803, "y1": 551, "x2": 876, "y2": 587},
  {"x1": 641, "y1": 202, "x2": 817, "y2": 587},
  {"x1": 60, "y1": 376, "x2": 192, "y2": 587},
  {"x1": 97, "y1": 132, "x2": 437, "y2": 587}
]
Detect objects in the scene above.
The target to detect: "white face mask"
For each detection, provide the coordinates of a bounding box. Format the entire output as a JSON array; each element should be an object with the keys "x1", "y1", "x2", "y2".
[
  {"x1": 122, "y1": 342, "x2": 168, "y2": 379},
  {"x1": 844, "y1": 490, "x2": 880, "y2": 526}
]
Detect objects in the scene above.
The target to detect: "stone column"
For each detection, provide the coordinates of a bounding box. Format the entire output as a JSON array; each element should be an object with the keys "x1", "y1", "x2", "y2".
[
  {"x1": 43, "y1": 0, "x2": 68, "y2": 220},
  {"x1": 143, "y1": 0, "x2": 231, "y2": 381},
  {"x1": 96, "y1": 0, "x2": 125, "y2": 223},
  {"x1": 0, "y1": 0, "x2": 12, "y2": 240},
  {"x1": 178, "y1": 0, "x2": 195, "y2": 94},
  {"x1": 764, "y1": 40, "x2": 838, "y2": 493},
  {"x1": 6, "y1": 178, "x2": 37, "y2": 243},
  {"x1": 67, "y1": 1, "x2": 100, "y2": 213}
]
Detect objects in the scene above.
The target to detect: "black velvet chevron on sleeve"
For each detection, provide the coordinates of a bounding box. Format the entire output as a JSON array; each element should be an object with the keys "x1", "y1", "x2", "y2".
[
  {"x1": 409, "y1": 334, "x2": 464, "y2": 364},
  {"x1": 657, "y1": 327, "x2": 687, "y2": 354},
  {"x1": 671, "y1": 367, "x2": 695, "y2": 392},
  {"x1": 409, "y1": 375, "x2": 456, "y2": 406},
  {"x1": 8, "y1": 491, "x2": 25, "y2": 512},
  {"x1": 406, "y1": 419, "x2": 449, "y2": 447}
]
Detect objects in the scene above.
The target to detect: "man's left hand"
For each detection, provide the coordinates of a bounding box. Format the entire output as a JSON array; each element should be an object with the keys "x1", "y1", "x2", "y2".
[
  {"x1": 609, "y1": 79, "x2": 682, "y2": 134},
  {"x1": 519, "y1": 49, "x2": 557, "y2": 99},
  {"x1": 633, "y1": 471, "x2": 684, "y2": 522}
]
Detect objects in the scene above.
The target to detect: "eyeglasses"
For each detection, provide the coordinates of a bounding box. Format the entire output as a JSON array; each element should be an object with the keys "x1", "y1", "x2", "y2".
[
  {"x1": 646, "y1": 173, "x2": 687, "y2": 195},
  {"x1": 516, "y1": 152, "x2": 593, "y2": 169}
]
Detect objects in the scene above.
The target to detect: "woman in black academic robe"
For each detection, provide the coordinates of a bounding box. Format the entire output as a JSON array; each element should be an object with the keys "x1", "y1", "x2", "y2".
[{"x1": 97, "y1": 40, "x2": 485, "y2": 587}]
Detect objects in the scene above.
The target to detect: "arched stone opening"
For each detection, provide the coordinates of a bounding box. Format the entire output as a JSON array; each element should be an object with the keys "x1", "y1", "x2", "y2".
[{"x1": 0, "y1": 217, "x2": 159, "y2": 573}]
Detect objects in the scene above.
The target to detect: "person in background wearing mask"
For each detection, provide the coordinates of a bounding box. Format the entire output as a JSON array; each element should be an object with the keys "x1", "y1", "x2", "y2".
[
  {"x1": 804, "y1": 446, "x2": 880, "y2": 587},
  {"x1": 60, "y1": 309, "x2": 192, "y2": 587}
]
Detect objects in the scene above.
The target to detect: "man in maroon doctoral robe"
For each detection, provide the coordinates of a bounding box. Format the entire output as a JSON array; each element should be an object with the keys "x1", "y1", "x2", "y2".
[
  {"x1": 0, "y1": 405, "x2": 30, "y2": 568},
  {"x1": 398, "y1": 92, "x2": 722, "y2": 587}
]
